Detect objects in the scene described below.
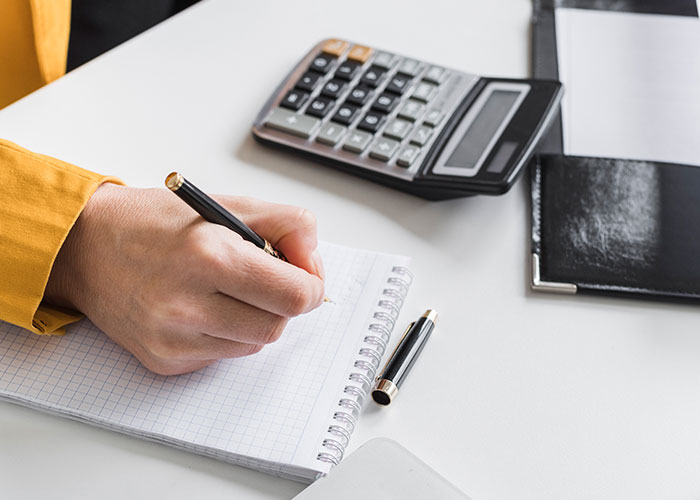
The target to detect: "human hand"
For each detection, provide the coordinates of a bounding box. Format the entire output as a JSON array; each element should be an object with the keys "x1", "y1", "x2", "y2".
[{"x1": 44, "y1": 183, "x2": 325, "y2": 375}]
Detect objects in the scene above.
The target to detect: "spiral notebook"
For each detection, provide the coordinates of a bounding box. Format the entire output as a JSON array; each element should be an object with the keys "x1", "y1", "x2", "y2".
[{"x1": 0, "y1": 242, "x2": 411, "y2": 483}]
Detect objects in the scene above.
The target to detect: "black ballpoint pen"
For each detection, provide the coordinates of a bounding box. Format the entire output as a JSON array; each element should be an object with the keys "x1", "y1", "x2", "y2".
[
  {"x1": 166, "y1": 172, "x2": 287, "y2": 261},
  {"x1": 372, "y1": 309, "x2": 437, "y2": 406},
  {"x1": 165, "y1": 172, "x2": 330, "y2": 301}
]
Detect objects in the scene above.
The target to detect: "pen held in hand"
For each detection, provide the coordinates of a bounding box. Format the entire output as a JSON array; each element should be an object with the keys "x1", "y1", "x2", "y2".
[{"x1": 165, "y1": 172, "x2": 330, "y2": 303}]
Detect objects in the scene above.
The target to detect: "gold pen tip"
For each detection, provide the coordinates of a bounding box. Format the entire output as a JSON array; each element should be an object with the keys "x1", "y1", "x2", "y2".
[
  {"x1": 165, "y1": 172, "x2": 184, "y2": 191},
  {"x1": 422, "y1": 309, "x2": 438, "y2": 323}
]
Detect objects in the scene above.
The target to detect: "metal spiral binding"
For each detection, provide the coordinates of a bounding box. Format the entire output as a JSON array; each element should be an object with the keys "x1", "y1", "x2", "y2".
[{"x1": 316, "y1": 266, "x2": 413, "y2": 466}]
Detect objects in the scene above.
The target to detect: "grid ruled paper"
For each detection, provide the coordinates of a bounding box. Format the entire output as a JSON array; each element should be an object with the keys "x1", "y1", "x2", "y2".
[{"x1": 0, "y1": 242, "x2": 409, "y2": 481}]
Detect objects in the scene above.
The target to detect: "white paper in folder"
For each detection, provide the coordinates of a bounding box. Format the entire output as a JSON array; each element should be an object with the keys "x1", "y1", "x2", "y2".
[{"x1": 556, "y1": 8, "x2": 700, "y2": 166}]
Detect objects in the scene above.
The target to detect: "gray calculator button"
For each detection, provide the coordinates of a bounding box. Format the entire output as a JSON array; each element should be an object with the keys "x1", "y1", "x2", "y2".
[
  {"x1": 412, "y1": 82, "x2": 438, "y2": 102},
  {"x1": 397, "y1": 99, "x2": 425, "y2": 121},
  {"x1": 373, "y1": 51, "x2": 396, "y2": 69},
  {"x1": 424, "y1": 109, "x2": 444, "y2": 127},
  {"x1": 397, "y1": 58, "x2": 421, "y2": 76},
  {"x1": 410, "y1": 125, "x2": 433, "y2": 146},
  {"x1": 317, "y1": 123, "x2": 347, "y2": 146},
  {"x1": 423, "y1": 66, "x2": 447, "y2": 84},
  {"x1": 343, "y1": 130, "x2": 373, "y2": 153},
  {"x1": 265, "y1": 107, "x2": 320, "y2": 138},
  {"x1": 397, "y1": 145, "x2": 421, "y2": 167},
  {"x1": 369, "y1": 137, "x2": 400, "y2": 161},
  {"x1": 384, "y1": 118, "x2": 413, "y2": 140}
]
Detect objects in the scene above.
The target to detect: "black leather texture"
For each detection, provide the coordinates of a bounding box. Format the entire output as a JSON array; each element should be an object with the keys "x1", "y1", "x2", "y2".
[{"x1": 532, "y1": 155, "x2": 700, "y2": 301}]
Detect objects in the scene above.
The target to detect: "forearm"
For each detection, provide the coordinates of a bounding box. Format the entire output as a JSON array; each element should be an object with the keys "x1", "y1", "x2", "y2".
[{"x1": 0, "y1": 139, "x2": 122, "y2": 334}]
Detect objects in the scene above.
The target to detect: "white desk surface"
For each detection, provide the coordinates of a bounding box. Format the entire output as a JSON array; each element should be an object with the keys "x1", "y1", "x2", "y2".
[{"x1": 1, "y1": 1, "x2": 699, "y2": 499}]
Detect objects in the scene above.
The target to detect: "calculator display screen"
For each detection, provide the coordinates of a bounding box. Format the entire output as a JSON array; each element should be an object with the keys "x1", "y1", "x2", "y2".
[{"x1": 444, "y1": 90, "x2": 522, "y2": 170}]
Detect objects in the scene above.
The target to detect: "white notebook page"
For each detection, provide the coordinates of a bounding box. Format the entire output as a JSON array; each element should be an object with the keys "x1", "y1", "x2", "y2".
[
  {"x1": 0, "y1": 242, "x2": 410, "y2": 480},
  {"x1": 556, "y1": 8, "x2": 700, "y2": 166}
]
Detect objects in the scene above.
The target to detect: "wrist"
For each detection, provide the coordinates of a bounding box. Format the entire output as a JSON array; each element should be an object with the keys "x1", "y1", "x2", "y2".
[{"x1": 44, "y1": 182, "x2": 118, "y2": 312}]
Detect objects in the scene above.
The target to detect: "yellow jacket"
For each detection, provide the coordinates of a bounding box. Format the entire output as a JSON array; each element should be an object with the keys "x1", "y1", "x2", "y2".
[{"x1": 1, "y1": 0, "x2": 121, "y2": 335}]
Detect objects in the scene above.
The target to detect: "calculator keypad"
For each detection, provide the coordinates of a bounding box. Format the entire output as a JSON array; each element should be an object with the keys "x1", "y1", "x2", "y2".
[{"x1": 259, "y1": 38, "x2": 479, "y2": 177}]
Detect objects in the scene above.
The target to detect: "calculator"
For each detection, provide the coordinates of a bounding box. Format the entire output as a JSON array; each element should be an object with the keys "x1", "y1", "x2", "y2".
[{"x1": 252, "y1": 39, "x2": 563, "y2": 200}]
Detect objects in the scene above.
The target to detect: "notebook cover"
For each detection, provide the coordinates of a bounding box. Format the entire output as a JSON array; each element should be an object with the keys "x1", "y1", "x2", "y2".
[
  {"x1": 531, "y1": 155, "x2": 700, "y2": 301},
  {"x1": 529, "y1": 0, "x2": 700, "y2": 302}
]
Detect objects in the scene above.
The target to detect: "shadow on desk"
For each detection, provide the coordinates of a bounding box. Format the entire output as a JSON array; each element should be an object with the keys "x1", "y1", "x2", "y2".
[{"x1": 234, "y1": 135, "x2": 508, "y2": 259}]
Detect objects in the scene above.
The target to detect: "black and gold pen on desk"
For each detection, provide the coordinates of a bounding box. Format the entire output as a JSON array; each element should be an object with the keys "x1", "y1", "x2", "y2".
[
  {"x1": 372, "y1": 309, "x2": 438, "y2": 406},
  {"x1": 165, "y1": 172, "x2": 330, "y2": 302}
]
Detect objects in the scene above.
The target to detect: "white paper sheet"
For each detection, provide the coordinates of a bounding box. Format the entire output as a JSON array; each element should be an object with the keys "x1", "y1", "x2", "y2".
[{"x1": 556, "y1": 8, "x2": 700, "y2": 166}]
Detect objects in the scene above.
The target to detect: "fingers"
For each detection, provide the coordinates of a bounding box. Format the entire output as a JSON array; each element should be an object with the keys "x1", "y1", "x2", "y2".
[
  {"x1": 214, "y1": 196, "x2": 325, "y2": 280},
  {"x1": 200, "y1": 224, "x2": 325, "y2": 317},
  {"x1": 186, "y1": 291, "x2": 290, "y2": 344}
]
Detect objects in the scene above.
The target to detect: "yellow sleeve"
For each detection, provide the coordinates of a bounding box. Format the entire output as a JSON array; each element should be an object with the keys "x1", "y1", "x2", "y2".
[
  {"x1": 0, "y1": 139, "x2": 123, "y2": 335},
  {"x1": 0, "y1": 0, "x2": 71, "y2": 109}
]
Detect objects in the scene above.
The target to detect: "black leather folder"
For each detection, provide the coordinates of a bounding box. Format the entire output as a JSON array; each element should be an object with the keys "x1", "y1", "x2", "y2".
[{"x1": 530, "y1": 0, "x2": 700, "y2": 302}]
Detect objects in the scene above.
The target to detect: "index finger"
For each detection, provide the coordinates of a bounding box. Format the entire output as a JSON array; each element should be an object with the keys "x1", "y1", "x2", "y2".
[{"x1": 215, "y1": 196, "x2": 325, "y2": 280}]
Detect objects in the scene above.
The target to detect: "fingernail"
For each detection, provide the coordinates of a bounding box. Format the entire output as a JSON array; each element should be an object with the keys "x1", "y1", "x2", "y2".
[{"x1": 311, "y1": 249, "x2": 326, "y2": 281}]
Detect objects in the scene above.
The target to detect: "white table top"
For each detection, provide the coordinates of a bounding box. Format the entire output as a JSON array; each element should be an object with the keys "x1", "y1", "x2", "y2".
[{"x1": 1, "y1": 1, "x2": 699, "y2": 499}]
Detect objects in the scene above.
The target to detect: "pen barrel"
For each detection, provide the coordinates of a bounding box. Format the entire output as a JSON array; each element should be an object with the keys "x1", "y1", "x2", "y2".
[
  {"x1": 172, "y1": 176, "x2": 267, "y2": 249},
  {"x1": 378, "y1": 315, "x2": 434, "y2": 389}
]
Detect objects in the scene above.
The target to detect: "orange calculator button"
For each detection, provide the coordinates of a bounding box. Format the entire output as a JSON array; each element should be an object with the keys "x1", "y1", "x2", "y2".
[
  {"x1": 322, "y1": 39, "x2": 349, "y2": 57},
  {"x1": 347, "y1": 45, "x2": 372, "y2": 63}
]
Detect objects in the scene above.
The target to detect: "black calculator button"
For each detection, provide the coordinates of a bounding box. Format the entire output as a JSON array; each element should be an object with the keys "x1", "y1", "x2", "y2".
[
  {"x1": 332, "y1": 103, "x2": 360, "y2": 125},
  {"x1": 372, "y1": 93, "x2": 399, "y2": 114},
  {"x1": 360, "y1": 65, "x2": 386, "y2": 88},
  {"x1": 321, "y1": 79, "x2": 348, "y2": 99},
  {"x1": 280, "y1": 89, "x2": 309, "y2": 110},
  {"x1": 346, "y1": 85, "x2": 373, "y2": 106},
  {"x1": 306, "y1": 97, "x2": 335, "y2": 118},
  {"x1": 357, "y1": 111, "x2": 386, "y2": 133},
  {"x1": 335, "y1": 60, "x2": 361, "y2": 81},
  {"x1": 309, "y1": 53, "x2": 336, "y2": 74},
  {"x1": 296, "y1": 71, "x2": 322, "y2": 92},
  {"x1": 385, "y1": 74, "x2": 411, "y2": 95}
]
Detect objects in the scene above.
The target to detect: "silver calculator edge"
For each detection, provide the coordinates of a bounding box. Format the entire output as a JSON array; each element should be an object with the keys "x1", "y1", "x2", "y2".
[{"x1": 251, "y1": 38, "x2": 480, "y2": 183}]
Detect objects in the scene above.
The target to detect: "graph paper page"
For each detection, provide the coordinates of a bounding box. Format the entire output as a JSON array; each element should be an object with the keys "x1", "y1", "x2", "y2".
[{"x1": 0, "y1": 242, "x2": 409, "y2": 478}]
